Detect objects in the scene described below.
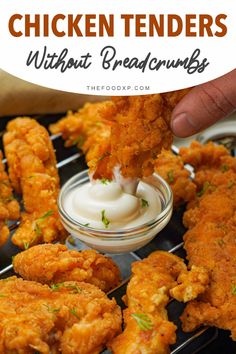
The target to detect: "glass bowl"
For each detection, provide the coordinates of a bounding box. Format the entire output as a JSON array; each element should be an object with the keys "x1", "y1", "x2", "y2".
[{"x1": 58, "y1": 170, "x2": 173, "y2": 254}]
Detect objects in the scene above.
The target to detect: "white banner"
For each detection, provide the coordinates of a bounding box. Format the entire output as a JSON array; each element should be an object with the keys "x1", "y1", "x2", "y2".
[{"x1": 0, "y1": 0, "x2": 235, "y2": 95}]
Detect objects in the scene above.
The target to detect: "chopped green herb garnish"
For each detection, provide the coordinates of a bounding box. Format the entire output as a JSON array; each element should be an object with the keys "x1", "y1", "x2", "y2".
[
  {"x1": 220, "y1": 164, "x2": 229, "y2": 173},
  {"x1": 23, "y1": 241, "x2": 29, "y2": 250},
  {"x1": 98, "y1": 151, "x2": 111, "y2": 161},
  {"x1": 141, "y1": 199, "x2": 149, "y2": 208},
  {"x1": 34, "y1": 210, "x2": 54, "y2": 235},
  {"x1": 43, "y1": 304, "x2": 60, "y2": 313},
  {"x1": 232, "y1": 284, "x2": 236, "y2": 295},
  {"x1": 37, "y1": 210, "x2": 54, "y2": 222},
  {"x1": 70, "y1": 308, "x2": 80, "y2": 320},
  {"x1": 50, "y1": 283, "x2": 82, "y2": 294},
  {"x1": 73, "y1": 136, "x2": 85, "y2": 148},
  {"x1": 101, "y1": 178, "x2": 111, "y2": 185},
  {"x1": 167, "y1": 170, "x2": 174, "y2": 183},
  {"x1": 66, "y1": 285, "x2": 82, "y2": 293},
  {"x1": 197, "y1": 181, "x2": 210, "y2": 197},
  {"x1": 82, "y1": 223, "x2": 90, "y2": 227},
  {"x1": 217, "y1": 239, "x2": 225, "y2": 247},
  {"x1": 34, "y1": 223, "x2": 42, "y2": 236},
  {"x1": 131, "y1": 313, "x2": 154, "y2": 331},
  {"x1": 50, "y1": 282, "x2": 65, "y2": 291},
  {"x1": 101, "y1": 210, "x2": 110, "y2": 229}
]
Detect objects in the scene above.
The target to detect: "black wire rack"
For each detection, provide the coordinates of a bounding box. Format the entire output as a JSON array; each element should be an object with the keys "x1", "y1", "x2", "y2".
[{"x1": 0, "y1": 114, "x2": 235, "y2": 354}]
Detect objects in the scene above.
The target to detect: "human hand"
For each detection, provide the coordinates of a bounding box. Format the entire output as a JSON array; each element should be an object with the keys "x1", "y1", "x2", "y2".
[{"x1": 171, "y1": 69, "x2": 236, "y2": 137}]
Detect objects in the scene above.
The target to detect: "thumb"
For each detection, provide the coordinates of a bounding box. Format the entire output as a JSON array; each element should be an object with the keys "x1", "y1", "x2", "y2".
[{"x1": 171, "y1": 69, "x2": 236, "y2": 137}]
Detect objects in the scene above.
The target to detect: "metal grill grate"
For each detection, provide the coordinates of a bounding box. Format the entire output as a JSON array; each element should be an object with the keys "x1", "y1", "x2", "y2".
[{"x1": 0, "y1": 117, "x2": 219, "y2": 353}]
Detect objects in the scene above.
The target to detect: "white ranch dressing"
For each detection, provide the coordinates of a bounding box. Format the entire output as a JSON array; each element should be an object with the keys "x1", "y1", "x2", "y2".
[{"x1": 63, "y1": 180, "x2": 162, "y2": 230}]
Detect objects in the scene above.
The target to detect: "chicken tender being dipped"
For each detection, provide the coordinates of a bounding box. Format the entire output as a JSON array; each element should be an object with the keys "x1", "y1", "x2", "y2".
[
  {"x1": 0, "y1": 150, "x2": 20, "y2": 247},
  {"x1": 13, "y1": 244, "x2": 121, "y2": 293},
  {"x1": 93, "y1": 90, "x2": 190, "y2": 180},
  {"x1": 50, "y1": 91, "x2": 190, "y2": 182},
  {"x1": 3, "y1": 117, "x2": 67, "y2": 249},
  {"x1": 0, "y1": 277, "x2": 122, "y2": 354},
  {"x1": 109, "y1": 251, "x2": 209, "y2": 354}
]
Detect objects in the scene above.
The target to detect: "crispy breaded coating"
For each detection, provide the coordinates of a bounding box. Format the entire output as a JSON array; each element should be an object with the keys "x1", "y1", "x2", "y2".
[
  {"x1": 13, "y1": 244, "x2": 121, "y2": 293},
  {"x1": 50, "y1": 102, "x2": 113, "y2": 179},
  {"x1": 50, "y1": 91, "x2": 190, "y2": 180},
  {"x1": 154, "y1": 150, "x2": 196, "y2": 206},
  {"x1": 0, "y1": 277, "x2": 121, "y2": 354},
  {"x1": 179, "y1": 141, "x2": 230, "y2": 169},
  {"x1": 0, "y1": 222, "x2": 10, "y2": 248},
  {"x1": 97, "y1": 91, "x2": 190, "y2": 180},
  {"x1": 170, "y1": 265, "x2": 209, "y2": 303},
  {"x1": 3, "y1": 118, "x2": 67, "y2": 249},
  {"x1": 4, "y1": 118, "x2": 59, "y2": 193},
  {"x1": 49, "y1": 102, "x2": 111, "y2": 148},
  {"x1": 179, "y1": 140, "x2": 236, "y2": 189},
  {"x1": 181, "y1": 221, "x2": 236, "y2": 340},
  {"x1": 109, "y1": 251, "x2": 208, "y2": 354},
  {"x1": 0, "y1": 150, "x2": 20, "y2": 247},
  {"x1": 183, "y1": 186, "x2": 236, "y2": 229},
  {"x1": 183, "y1": 173, "x2": 236, "y2": 229},
  {"x1": 180, "y1": 142, "x2": 236, "y2": 339},
  {"x1": 0, "y1": 151, "x2": 20, "y2": 220}
]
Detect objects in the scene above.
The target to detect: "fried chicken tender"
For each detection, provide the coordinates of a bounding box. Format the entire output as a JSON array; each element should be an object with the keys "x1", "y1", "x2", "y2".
[
  {"x1": 49, "y1": 102, "x2": 112, "y2": 178},
  {"x1": 95, "y1": 90, "x2": 190, "y2": 180},
  {"x1": 3, "y1": 117, "x2": 67, "y2": 249},
  {"x1": 154, "y1": 150, "x2": 196, "y2": 206},
  {"x1": 179, "y1": 142, "x2": 236, "y2": 339},
  {"x1": 109, "y1": 251, "x2": 209, "y2": 354},
  {"x1": 183, "y1": 186, "x2": 236, "y2": 229},
  {"x1": 13, "y1": 244, "x2": 121, "y2": 293},
  {"x1": 182, "y1": 154, "x2": 236, "y2": 229},
  {"x1": 181, "y1": 221, "x2": 236, "y2": 340},
  {"x1": 0, "y1": 150, "x2": 20, "y2": 247},
  {"x1": 4, "y1": 118, "x2": 59, "y2": 193},
  {"x1": 49, "y1": 102, "x2": 113, "y2": 179},
  {"x1": 0, "y1": 222, "x2": 9, "y2": 248},
  {"x1": 50, "y1": 91, "x2": 190, "y2": 180},
  {"x1": 0, "y1": 277, "x2": 121, "y2": 354},
  {"x1": 49, "y1": 102, "x2": 111, "y2": 148},
  {"x1": 179, "y1": 140, "x2": 236, "y2": 189}
]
